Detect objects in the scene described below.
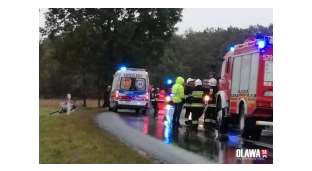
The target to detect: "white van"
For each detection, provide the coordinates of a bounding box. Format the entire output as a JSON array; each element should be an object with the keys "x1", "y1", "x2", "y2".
[{"x1": 108, "y1": 67, "x2": 150, "y2": 115}]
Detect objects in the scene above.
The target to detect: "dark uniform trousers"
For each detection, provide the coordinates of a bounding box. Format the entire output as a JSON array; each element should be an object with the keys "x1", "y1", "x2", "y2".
[
  {"x1": 204, "y1": 89, "x2": 216, "y2": 127},
  {"x1": 190, "y1": 90, "x2": 205, "y2": 129},
  {"x1": 184, "y1": 104, "x2": 191, "y2": 125},
  {"x1": 191, "y1": 107, "x2": 205, "y2": 128},
  {"x1": 184, "y1": 87, "x2": 193, "y2": 125},
  {"x1": 152, "y1": 93, "x2": 159, "y2": 117}
]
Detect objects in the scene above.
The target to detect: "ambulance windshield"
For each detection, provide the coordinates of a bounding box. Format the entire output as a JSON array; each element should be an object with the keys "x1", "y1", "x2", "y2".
[{"x1": 120, "y1": 77, "x2": 146, "y2": 91}]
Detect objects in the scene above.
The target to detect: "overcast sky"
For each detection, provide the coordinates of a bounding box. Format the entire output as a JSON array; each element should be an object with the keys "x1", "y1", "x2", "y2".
[{"x1": 39, "y1": 8, "x2": 273, "y2": 35}]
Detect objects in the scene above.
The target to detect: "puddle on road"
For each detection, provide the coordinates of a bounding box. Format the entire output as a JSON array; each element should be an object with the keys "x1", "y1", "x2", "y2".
[{"x1": 118, "y1": 111, "x2": 273, "y2": 164}]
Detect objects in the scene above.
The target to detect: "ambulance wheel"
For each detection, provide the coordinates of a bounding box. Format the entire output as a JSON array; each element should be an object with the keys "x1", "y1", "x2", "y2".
[
  {"x1": 109, "y1": 101, "x2": 113, "y2": 111},
  {"x1": 113, "y1": 106, "x2": 118, "y2": 112},
  {"x1": 142, "y1": 109, "x2": 147, "y2": 115},
  {"x1": 135, "y1": 109, "x2": 140, "y2": 115},
  {"x1": 250, "y1": 128, "x2": 262, "y2": 141},
  {"x1": 239, "y1": 103, "x2": 252, "y2": 139}
]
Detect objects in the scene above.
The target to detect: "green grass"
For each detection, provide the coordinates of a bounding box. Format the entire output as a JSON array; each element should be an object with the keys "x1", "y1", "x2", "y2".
[{"x1": 39, "y1": 101, "x2": 153, "y2": 164}]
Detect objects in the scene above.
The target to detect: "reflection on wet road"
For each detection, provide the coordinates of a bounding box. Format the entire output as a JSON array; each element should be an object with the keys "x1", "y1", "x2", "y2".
[{"x1": 118, "y1": 109, "x2": 273, "y2": 164}]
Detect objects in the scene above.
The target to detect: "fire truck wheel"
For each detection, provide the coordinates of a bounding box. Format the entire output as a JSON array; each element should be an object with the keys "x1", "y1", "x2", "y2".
[
  {"x1": 250, "y1": 127, "x2": 262, "y2": 141},
  {"x1": 239, "y1": 103, "x2": 252, "y2": 139},
  {"x1": 216, "y1": 97, "x2": 228, "y2": 134},
  {"x1": 216, "y1": 108, "x2": 228, "y2": 134}
]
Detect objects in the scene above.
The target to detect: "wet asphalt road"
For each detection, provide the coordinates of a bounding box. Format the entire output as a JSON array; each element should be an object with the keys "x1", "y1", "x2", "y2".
[{"x1": 95, "y1": 109, "x2": 273, "y2": 164}]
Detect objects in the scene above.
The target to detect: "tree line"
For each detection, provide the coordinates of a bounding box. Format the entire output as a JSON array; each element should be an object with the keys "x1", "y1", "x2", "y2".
[{"x1": 39, "y1": 8, "x2": 273, "y2": 107}]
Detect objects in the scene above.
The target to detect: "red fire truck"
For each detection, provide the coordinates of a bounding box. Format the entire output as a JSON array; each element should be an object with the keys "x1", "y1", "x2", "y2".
[{"x1": 215, "y1": 36, "x2": 273, "y2": 140}]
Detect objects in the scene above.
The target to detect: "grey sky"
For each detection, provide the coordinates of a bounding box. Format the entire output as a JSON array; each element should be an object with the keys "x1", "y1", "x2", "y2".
[
  {"x1": 39, "y1": 8, "x2": 273, "y2": 35},
  {"x1": 176, "y1": 8, "x2": 272, "y2": 34}
]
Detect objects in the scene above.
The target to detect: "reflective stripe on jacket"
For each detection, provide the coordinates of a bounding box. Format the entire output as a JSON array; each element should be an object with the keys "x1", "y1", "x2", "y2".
[
  {"x1": 190, "y1": 90, "x2": 205, "y2": 107},
  {"x1": 208, "y1": 89, "x2": 216, "y2": 107}
]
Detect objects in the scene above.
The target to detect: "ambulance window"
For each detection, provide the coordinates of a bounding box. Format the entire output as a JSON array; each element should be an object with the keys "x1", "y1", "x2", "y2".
[
  {"x1": 120, "y1": 77, "x2": 146, "y2": 91},
  {"x1": 226, "y1": 57, "x2": 232, "y2": 73}
]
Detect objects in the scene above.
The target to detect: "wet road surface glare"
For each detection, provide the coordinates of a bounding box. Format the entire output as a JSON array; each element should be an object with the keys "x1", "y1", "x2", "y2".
[{"x1": 96, "y1": 108, "x2": 273, "y2": 164}]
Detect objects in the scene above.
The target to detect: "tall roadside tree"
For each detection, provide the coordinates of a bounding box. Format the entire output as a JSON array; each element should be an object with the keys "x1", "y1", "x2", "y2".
[
  {"x1": 40, "y1": 8, "x2": 183, "y2": 107},
  {"x1": 41, "y1": 21, "x2": 104, "y2": 106},
  {"x1": 154, "y1": 24, "x2": 273, "y2": 80}
]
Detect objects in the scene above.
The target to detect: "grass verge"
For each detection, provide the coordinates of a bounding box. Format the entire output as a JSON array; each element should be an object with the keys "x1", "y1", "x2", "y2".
[{"x1": 39, "y1": 99, "x2": 153, "y2": 164}]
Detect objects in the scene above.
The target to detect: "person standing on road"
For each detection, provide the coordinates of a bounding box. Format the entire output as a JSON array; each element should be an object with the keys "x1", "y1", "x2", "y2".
[
  {"x1": 203, "y1": 78, "x2": 218, "y2": 127},
  {"x1": 190, "y1": 79, "x2": 209, "y2": 130},
  {"x1": 184, "y1": 78, "x2": 195, "y2": 126},
  {"x1": 152, "y1": 88, "x2": 160, "y2": 118},
  {"x1": 151, "y1": 88, "x2": 155, "y2": 112},
  {"x1": 171, "y1": 76, "x2": 185, "y2": 127}
]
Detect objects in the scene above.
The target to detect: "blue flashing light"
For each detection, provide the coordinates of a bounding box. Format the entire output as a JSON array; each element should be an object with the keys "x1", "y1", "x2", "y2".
[
  {"x1": 167, "y1": 79, "x2": 172, "y2": 85},
  {"x1": 120, "y1": 67, "x2": 126, "y2": 71},
  {"x1": 257, "y1": 40, "x2": 266, "y2": 49},
  {"x1": 230, "y1": 47, "x2": 235, "y2": 52},
  {"x1": 170, "y1": 94, "x2": 173, "y2": 97},
  {"x1": 227, "y1": 134, "x2": 240, "y2": 146}
]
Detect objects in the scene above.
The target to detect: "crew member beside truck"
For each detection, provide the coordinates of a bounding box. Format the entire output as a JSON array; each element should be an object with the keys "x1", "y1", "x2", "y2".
[{"x1": 184, "y1": 78, "x2": 195, "y2": 126}]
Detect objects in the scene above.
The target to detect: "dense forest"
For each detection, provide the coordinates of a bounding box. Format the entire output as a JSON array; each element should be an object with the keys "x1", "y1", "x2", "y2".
[{"x1": 39, "y1": 8, "x2": 273, "y2": 107}]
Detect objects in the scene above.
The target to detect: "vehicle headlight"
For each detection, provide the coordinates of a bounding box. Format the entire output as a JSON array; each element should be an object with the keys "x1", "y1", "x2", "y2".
[
  {"x1": 204, "y1": 95, "x2": 210, "y2": 102},
  {"x1": 166, "y1": 96, "x2": 171, "y2": 102}
]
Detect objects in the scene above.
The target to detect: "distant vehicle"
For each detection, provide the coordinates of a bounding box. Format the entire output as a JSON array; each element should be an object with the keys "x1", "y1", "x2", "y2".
[
  {"x1": 108, "y1": 67, "x2": 150, "y2": 115},
  {"x1": 215, "y1": 36, "x2": 273, "y2": 140}
]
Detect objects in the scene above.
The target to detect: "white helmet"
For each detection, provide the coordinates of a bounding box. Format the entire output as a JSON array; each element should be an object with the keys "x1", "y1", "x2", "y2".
[
  {"x1": 208, "y1": 78, "x2": 217, "y2": 86},
  {"x1": 187, "y1": 78, "x2": 195, "y2": 84},
  {"x1": 195, "y1": 79, "x2": 202, "y2": 86}
]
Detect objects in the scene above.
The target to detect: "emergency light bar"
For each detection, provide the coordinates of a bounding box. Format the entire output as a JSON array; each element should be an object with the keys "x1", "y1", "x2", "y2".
[
  {"x1": 257, "y1": 40, "x2": 266, "y2": 49},
  {"x1": 120, "y1": 67, "x2": 127, "y2": 71},
  {"x1": 126, "y1": 68, "x2": 146, "y2": 71},
  {"x1": 230, "y1": 36, "x2": 273, "y2": 52}
]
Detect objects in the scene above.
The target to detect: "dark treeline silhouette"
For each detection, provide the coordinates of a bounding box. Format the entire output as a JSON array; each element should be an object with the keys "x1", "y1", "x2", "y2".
[{"x1": 39, "y1": 8, "x2": 273, "y2": 107}]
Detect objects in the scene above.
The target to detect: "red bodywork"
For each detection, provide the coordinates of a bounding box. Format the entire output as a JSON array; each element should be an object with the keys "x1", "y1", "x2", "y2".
[
  {"x1": 157, "y1": 90, "x2": 165, "y2": 111},
  {"x1": 219, "y1": 37, "x2": 273, "y2": 117}
]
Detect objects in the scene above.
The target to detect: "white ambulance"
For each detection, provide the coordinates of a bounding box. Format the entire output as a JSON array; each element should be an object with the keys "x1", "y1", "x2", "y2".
[{"x1": 108, "y1": 67, "x2": 150, "y2": 115}]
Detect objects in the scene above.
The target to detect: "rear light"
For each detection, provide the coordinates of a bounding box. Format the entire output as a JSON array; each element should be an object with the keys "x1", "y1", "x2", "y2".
[
  {"x1": 145, "y1": 92, "x2": 149, "y2": 100},
  {"x1": 115, "y1": 90, "x2": 119, "y2": 98},
  {"x1": 256, "y1": 101, "x2": 272, "y2": 108}
]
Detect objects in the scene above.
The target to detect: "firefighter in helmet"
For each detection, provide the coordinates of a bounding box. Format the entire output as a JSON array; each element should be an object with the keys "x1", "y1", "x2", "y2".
[
  {"x1": 152, "y1": 88, "x2": 160, "y2": 118},
  {"x1": 203, "y1": 78, "x2": 218, "y2": 127},
  {"x1": 184, "y1": 78, "x2": 195, "y2": 126},
  {"x1": 190, "y1": 79, "x2": 209, "y2": 130}
]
